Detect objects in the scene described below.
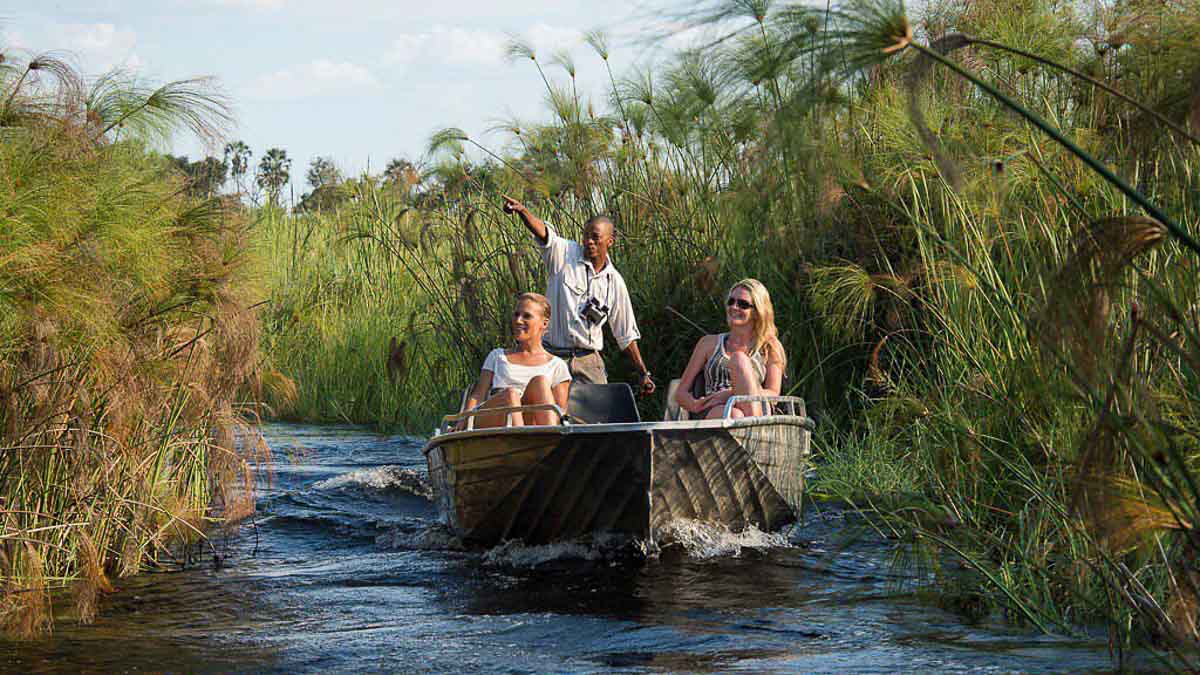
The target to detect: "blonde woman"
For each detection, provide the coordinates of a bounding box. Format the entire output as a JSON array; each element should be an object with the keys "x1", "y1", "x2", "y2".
[
  {"x1": 461, "y1": 293, "x2": 571, "y2": 428},
  {"x1": 674, "y1": 279, "x2": 786, "y2": 419}
]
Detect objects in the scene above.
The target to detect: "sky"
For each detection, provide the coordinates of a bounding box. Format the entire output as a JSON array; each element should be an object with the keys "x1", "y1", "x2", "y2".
[{"x1": 3, "y1": 0, "x2": 699, "y2": 196}]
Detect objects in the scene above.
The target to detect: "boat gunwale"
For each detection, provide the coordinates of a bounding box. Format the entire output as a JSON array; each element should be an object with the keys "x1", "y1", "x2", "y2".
[{"x1": 421, "y1": 414, "x2": 814, "y2": 456}]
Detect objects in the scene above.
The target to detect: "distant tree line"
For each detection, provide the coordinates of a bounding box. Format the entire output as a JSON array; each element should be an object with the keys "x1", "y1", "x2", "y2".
[{"x1": 169, "y1": 143, "x2": 426, "y2": 213}]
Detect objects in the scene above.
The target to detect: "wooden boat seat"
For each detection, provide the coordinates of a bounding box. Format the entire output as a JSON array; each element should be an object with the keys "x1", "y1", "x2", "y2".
[{"x1": 567, "y1": 382, "x2": 641, "y2": 424}]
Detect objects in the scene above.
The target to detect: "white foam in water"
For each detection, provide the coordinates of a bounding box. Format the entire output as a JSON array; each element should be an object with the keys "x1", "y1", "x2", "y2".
[
  {"x1": 657, "y1": 519, "x2": 790, "y2": 559},
  {"x1": 374, "y1": 517, "x2": 789, "y2": 562},
  {"x1": 376, "y1": 523, "x2": 464, "y2": 551},
  {"x1": 314, "y1": 466, "x2": 432, "y2": 499},
  {"x1": 482, "y1": 532, "x2": 634, "y2": 568},
  {"x1": 482, "y1": 540, "x2": 601, "y2": 567}
]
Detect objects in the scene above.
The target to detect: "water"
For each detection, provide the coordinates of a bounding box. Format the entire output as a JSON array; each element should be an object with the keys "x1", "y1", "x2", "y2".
[{"x1": 3, "y1": 423, "x2": 1117, "y2": 673}]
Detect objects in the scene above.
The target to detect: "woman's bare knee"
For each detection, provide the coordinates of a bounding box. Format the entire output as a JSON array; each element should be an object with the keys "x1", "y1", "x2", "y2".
[
  {"x1": 522, "y1": 376, "x2": 552, "y2": 402},
  {"x1": 710, "y1": 405, "x2": 745, "y2": 419},
  {"x1": 728, "y1": 354, "x2": 761, "y2": 397},
  {"x1": 521, "y1": 377, "x2": 558, "y2": 424},
  {"x1": 473, "y1": 389, "x2": 520, "y2": 428},
  {"x1": 729, "y1": 353, "x2": 753, "y2": 380},
  {"x1": 735, "y1": 402, "x2": 759, "y2": 417}
]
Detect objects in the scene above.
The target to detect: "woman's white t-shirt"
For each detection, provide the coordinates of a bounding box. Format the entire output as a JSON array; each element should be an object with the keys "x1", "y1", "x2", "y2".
[{"x1": 482, "y1": 348, "x2": 571, "y2": 394}]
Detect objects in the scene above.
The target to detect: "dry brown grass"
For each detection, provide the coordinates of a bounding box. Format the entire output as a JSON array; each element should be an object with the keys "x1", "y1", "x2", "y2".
[
  {"x1": 1034, "y1": 215, "x2": 1167, "y2": 386},
  {"x1": 1, "y1": 92, "x2": 265, "y2": 635}
]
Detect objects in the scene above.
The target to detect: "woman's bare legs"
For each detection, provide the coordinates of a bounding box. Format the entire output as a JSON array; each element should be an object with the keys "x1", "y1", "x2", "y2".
[
  {"x1": 473, "y1": 388, "x2": 524, "y2": 428},
  {"x1": 466, "y1": 376, "x2": 560, "y2": 428},
  {"x1": 730, "y1": 352, "x2": 764, "y2": 416},
  {"x1": 705, "y1": 401, "x2": 742, "y2": 419},
  {"x1": 470, "y1": 372, "x2": 559, "y2": 425},
  {"x1": 520, "y1": 375, "x2": 558, "y2": 425},
  {"x1": 703, "y1": 353, "x2": 763, "y2": 419},
  {"x1": 730, "y1": 352, "x2": 765, "y2": 416}
]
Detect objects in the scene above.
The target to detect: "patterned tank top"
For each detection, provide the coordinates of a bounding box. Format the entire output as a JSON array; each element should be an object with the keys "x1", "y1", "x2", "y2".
[{"x1": 703, "y1": 333, "x2": 768, "y2": 397}]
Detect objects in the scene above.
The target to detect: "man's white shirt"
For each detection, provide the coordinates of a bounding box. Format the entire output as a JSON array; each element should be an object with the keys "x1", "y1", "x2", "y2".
[{"x1": 536, "y1": 223, "x2": 640, "y2": 352}]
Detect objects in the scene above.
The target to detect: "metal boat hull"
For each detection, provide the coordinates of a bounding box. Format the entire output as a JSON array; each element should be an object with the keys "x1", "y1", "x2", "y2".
[{"x1": 423, "y1": 418, "x2": 810, "y2": 546}]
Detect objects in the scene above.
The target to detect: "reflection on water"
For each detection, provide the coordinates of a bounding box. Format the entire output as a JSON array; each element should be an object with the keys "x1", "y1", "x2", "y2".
[{"x1": 2, "y1": 423, "x2": 1116, "y2": 673}]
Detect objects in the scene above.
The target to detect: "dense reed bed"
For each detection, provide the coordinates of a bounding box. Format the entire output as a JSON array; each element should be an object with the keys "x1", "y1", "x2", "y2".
[
  {"x1": 257, "y1": 0, "x2": 1200, "y2": 662},
  {"x1": 0, "y1": 54, "x2": 265, "y2": 635},
  {"x1": 254, "y1": 190, "x2": 457, "y2": 428}
]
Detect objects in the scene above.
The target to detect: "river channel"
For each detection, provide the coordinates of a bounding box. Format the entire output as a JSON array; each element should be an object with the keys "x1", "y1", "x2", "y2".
[{"x1": 3, "y1": 423, "x2": 1117, "y2": 673}]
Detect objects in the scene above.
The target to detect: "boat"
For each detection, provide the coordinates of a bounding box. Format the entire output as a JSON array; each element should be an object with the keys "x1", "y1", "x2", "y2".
[{"x1": 421, "y1": 381, "x2": 814, "y2": 547}]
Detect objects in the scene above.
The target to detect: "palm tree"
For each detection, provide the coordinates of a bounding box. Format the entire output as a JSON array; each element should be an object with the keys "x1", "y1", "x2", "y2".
[
  {"x1": 224, "y1": 140, "x2": 252, "y2": 196},
  {"x1": 383, "y1": 157, "x2": 421, "y2": 194},
  {"x1": 256, "y1": 147, "x2": 291, "y2": 206},
  {"x1": 305, "y1": 156, "x2": 342, "y2": 190}
]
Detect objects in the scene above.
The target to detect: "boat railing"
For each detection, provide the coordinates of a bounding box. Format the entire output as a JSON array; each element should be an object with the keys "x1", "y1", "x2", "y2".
[
  {"x1": 723, "y1": 395, "x2": 815, "y2": 429},
  {"x1": 436, "y1": 403, "x2": 568, "y2": 435}
]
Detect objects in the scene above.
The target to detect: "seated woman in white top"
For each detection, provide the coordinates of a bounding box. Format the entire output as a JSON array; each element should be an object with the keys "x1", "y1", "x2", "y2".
[
  {"x1": 461, "y1": 293, "x2": 572, "y2": 428},
  {"x1": 674, "y1": 279, "x2": 786, "y2": 419}
]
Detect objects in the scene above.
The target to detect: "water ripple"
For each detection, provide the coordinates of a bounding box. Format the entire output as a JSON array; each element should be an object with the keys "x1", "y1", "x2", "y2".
[{"x1": 2, "y1": 423, "x2": 1122, "y2": 674}]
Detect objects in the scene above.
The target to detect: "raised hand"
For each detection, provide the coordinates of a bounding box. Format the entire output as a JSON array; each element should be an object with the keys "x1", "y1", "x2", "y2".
[
  {"x1": 502, "y1": 194, "x2": 526, "y2": 215},
  {"x1": 502, "y1": 195, "x2": 547, "y2": 241}
]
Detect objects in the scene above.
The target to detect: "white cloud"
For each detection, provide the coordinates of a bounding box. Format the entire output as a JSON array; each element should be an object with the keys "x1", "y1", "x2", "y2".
[
  {"x1": 384, "y1": 22, "x2": 584, "y2": 69},
  {"x1": 3, "y1": 29, "x2": 29, "y2": 51},
  {"x1": 385, "y1": 25, "x2": 506, "y2": 67},
  {"x1": 47, "y1": 23, "x2": 140, "y2": 72},
  {"x1": 246, "y1": 59, "x2": 380, "y2": 100},
  {"x1": 524, "y1": 23, "x2": 584, "y2": 55}
]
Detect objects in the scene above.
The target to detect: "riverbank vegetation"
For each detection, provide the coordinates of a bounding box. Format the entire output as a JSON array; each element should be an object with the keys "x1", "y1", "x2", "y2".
[
  {"x1": 249, "y1": 0, "x2": 1200, "y2": 663},
  {"x1": 253, "y1": 194, "x2": 450, "y2": 428},
  {"x1": 5, "y1": 0, "x2": 1198, "y2": 664},
  {"x1": 0, "y1": 55, "x2": 266, "y2": 635}
]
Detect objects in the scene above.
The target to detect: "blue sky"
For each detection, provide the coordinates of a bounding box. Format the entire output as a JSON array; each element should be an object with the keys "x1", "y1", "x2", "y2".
[{"x1": 4, "y1": 1, "x2": 698, "y2": 195}]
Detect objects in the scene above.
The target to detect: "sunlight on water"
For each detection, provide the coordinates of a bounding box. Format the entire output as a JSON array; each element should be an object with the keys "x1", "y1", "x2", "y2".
[
  {"x1": 313, "y1": 465, "x2": 432, "y2": 499},
  {"x1": 471, "y1": 520, "x2": 793, "y2": 568},
  {"x1": 2, "y1": 424, "x2": 1122, "y2": 674},
  {"x1": 373, "y1": 515, "x2": 793, "y2": 568}
]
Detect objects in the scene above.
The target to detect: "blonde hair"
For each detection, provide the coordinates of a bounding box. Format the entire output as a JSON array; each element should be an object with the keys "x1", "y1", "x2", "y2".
[
  {"x1": 730, "y1": 278, "x2": 785, "y2": 365},
  {"x1": 516, "y1": 292, "x2": 551, "y2": 320}
]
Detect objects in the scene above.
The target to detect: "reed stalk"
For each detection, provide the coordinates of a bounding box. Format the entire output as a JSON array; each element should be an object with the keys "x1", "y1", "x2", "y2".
[
  {"x1": 1, "y1": 47, "x2": 265, "y2": 637},
  {"x1": 253, "y1": 0, "x2": 1200, "y2": 661}
]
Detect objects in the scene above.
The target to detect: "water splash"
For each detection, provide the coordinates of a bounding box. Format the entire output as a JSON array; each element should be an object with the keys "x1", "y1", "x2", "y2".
[
  {"x1": 375, "y1": 523, "x2": 464, "y2": 551},
  {"x1": 314, "y1": 466, "x2": 432, "y2": 499},
  {"x1": 476, "y1": 521, "x2": 790, "y2": 568},
  {"x1": 482, "y1": 533, "x2": 636, "y2": 568},
  {"x1": 656, "y1": 519, "x2": 790, "y2": 559}
]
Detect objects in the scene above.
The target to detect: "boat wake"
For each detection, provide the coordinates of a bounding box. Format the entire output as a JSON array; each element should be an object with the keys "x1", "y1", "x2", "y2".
[
  {"x1": 481, "y1": 533, "x2": 637, "y2": 568},
  {"x1": 372, "y1": 511, "x2": 791, "y2": 565},
  {"x1": 472, "y1": 520, "x2": 791, "y2": 569},
  {"x1": 375, "y1": 523, "x2": 465, "y2": 551},
  {"x1": 314, "y1": 466, "x2": 433, "y2": 500},
  {"x1": 655, "y1": 519, "x2": 791, "y2": 559}
]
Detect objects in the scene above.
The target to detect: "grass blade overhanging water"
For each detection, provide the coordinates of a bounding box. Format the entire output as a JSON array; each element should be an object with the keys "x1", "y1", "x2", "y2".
[
  {"x1": 246, "y1": 0, "x2": 1200, "y2": 662},
  {"x1": 1, "y1": 47, "x2": 266, "y2": 637}
]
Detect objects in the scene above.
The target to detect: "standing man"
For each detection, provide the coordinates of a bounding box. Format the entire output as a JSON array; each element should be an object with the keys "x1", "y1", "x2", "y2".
[{"x1": 503, "y1": 196, "x2": 656, "y2": 396}]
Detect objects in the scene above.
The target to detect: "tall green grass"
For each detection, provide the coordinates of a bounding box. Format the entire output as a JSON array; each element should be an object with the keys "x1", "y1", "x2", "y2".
[
  {"x1": 255, "y1": 0, "x2": 1200, "y2": 661},
  {"x1": 254, "y1": 190, "x2": 462, "y2": 428},
  {"x1": 0, "y1": 52, "x2": 264, "y2": 635}
]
